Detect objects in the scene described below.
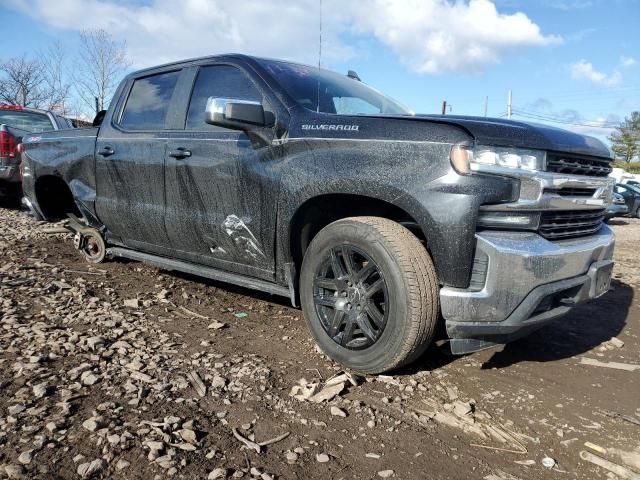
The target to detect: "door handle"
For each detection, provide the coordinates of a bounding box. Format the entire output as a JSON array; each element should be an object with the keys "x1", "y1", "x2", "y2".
[
  {"x1": 169, "y1": 148, "x2": 192, "y2": 159},
  {"x1": 98, "y1": 146, "x2": 115, "y2": 157}
]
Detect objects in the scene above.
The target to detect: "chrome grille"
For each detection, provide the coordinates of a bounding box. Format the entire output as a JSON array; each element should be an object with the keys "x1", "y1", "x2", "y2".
[
  {"x1": 539, "y1": 210, "x2": 605, "y2": 240},
  {"x1": 546, "y1": 154, "x2": 612, "y2": 177}
]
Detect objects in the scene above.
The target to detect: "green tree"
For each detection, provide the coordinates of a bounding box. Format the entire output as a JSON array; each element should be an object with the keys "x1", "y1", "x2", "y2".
[{"x1": 609, "y1": 112, "x2": 640, "y2": 163}]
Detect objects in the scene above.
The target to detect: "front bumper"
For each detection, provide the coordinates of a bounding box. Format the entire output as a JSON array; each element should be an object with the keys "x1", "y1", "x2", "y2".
[{"x1": 441, "y1": 226, "x2": 615, "y2": 354}]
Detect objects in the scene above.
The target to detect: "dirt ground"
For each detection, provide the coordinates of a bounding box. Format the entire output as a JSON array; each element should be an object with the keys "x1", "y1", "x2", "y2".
[{"x1": 0, "y1": 205, "x2": 638, "y2": 480}]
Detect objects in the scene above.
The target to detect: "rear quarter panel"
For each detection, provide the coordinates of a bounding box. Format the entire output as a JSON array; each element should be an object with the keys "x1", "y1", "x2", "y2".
[{"x1": 22, "y1": 127, "x2": 99, "y2": 222}]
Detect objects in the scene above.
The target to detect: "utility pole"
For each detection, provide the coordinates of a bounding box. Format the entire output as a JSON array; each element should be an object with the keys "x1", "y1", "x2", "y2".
[
  {"x1": 507, "y1": 90, "x2": 512, "y2": 120},
  {"x1": 441, "y1": 100, "x2": 447, "y2": 115},
  {"x1": 317, "y1": 0, "x2": 322, "y2": 113},
  {"x1": 484, "y1": 96, "x2": 488, "y2": 117}
]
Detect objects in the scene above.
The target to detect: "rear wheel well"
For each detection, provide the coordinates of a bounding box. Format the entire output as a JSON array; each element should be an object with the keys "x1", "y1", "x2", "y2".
[
  {"x1": 34, "y1": 176, "x2": 80, "y2": 221},
  {"x1": 289, "y1": 194, "x2": 426, "y2": 271}
]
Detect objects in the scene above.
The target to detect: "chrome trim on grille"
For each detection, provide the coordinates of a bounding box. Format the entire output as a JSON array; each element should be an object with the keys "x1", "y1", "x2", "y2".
[
  {"x1": 546, "y1": 154, "x2": 612, "y2": 177},
  {"x1": 473, "y1": 154, "x2": 614, "y2": 240},
  {"x1": 475, "y1": 166, "x2": 614, "y2": 212}
]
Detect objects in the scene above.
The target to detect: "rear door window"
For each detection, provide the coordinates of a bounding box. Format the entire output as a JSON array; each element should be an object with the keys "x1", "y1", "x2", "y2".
[
  {"x1": 186, "y1": 65, "x2": 262, "y2": 130},
  {"x1": 120, "y1": 71, "x2": 180, "y2": 130}
]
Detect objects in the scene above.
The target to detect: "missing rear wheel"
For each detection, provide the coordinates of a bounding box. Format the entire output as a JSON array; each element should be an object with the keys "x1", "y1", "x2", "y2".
[{"x1": 80, "y1": 231, "x2": 106, "y2": 264}]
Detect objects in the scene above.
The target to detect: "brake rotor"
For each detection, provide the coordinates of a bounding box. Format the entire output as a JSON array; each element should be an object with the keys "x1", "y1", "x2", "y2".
[{"x1": 81, "y1": 231, "x2": 106, "y2": 264}]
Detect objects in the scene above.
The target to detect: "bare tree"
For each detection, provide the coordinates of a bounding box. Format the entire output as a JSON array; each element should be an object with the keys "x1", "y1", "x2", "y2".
[
  {"x1": 39, "y1": 42, "x2": 72, "y2": 114},
  {"x1": 74, "y1": 29, "x2": 130, "y2": 115},
  {"x1": 0, "y1": 46, "x2": 73, "y2": 112},
  {"x1": 0, "y1": 55, "x2": 48, "y2": 107}
]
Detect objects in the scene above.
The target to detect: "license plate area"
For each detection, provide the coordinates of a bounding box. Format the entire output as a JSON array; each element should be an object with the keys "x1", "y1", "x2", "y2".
[{"x1": 589, "y1": 261, "x2": 613, "y2": 299}]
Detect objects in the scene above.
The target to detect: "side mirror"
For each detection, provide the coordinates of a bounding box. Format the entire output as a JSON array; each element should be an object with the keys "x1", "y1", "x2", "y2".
[
  {"x1": 205, "y1": 97, "x2": 274, "y2": 130},
  {"x1": 92, "y1": 110, "x2": 107, "y2": 127}
]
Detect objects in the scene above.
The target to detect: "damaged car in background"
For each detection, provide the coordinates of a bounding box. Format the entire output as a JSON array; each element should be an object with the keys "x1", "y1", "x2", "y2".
[{"x1": 20, "y1": 54, "x2": 615, "y2": 373}]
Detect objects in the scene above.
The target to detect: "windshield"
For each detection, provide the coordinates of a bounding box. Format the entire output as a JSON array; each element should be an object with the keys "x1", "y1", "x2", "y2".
[
  {"x1": 0, "y1": 110, "x2": 54, "y2": 133},
  {"x1": 259, "y1": 60, "x2": 411, "y2": 116}
]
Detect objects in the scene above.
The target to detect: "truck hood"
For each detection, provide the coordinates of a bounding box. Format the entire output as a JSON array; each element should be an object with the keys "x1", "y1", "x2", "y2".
[{"x1": 395, "y1": 114, "x2": 612, "y2": 159}]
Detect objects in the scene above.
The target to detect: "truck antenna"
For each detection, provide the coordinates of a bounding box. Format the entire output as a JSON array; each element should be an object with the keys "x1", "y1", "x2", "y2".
[{"x1": 317, "y1": 0, "x2": 322, "y2": 113}]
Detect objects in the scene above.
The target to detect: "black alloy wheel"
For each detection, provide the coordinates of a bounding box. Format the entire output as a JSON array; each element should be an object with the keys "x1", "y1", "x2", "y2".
[
  {"x1": 313, "y1": 245, "x2": 389, "y2": 349},
  {"x1": 300, "y1": 216, "x2": 440, "y2": 374}
]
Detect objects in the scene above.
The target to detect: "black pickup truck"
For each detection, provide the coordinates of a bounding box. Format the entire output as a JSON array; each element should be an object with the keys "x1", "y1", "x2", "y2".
[{"x1": 21, "y1": 54, "x2": 615, "y2": 373}]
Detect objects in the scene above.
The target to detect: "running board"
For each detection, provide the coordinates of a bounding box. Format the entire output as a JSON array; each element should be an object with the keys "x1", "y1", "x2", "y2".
[{"x1": 107, "y1": 247, "x2": 291, "y2": 300}]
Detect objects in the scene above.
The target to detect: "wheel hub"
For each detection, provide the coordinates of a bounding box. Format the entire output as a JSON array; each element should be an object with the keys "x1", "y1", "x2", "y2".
[{"x1": 347, "y1": 285, "x2": 363, "y2": 305}]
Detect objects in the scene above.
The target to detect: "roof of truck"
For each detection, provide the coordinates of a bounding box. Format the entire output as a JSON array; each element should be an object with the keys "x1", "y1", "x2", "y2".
[{"x1": 125, "y1": 53, "x2": 323, "y2": 78}]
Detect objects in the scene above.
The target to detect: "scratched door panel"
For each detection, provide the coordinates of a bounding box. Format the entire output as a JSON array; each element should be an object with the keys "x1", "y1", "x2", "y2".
[
  {"x1": 95, "y1": 69, "x2": 182, "y2": 253},
  {"x1": 95, "y1": 135, "x2": 171, "y2": 252},
  {"x1": 162, "y1": 64, "x2": 280, "y2": 280},
  {"x1": 164, "y1": 131, "x2": 278, "y2": 281}
]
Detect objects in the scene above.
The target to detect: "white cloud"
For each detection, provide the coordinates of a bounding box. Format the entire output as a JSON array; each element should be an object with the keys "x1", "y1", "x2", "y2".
[
  {"x1": 620, "y1": 56, "x2": 637, "y2": 68},
  {"x1": 570, "y1": 60, "x2": 622, "y2": 86},
  {"x1": 349, "y1": 0, "x2": 561, "y2": 74},
  {"x1": 6, "y1": 0, "x2": 354, "y2": 68},
  {"x1": 7, "y1": 0, "x2": 560, "y2": 74}
]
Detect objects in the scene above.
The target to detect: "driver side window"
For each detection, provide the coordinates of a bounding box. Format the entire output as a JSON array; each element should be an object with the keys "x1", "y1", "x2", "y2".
[{"x1": 186, "y1": 65, "x2": 262, "y2": 130}]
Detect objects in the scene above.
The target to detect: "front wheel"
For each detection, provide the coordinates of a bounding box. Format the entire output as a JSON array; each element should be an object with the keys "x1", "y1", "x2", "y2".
[{"x1": 300, "y1": 217, "x2": 439, "y2": 374}]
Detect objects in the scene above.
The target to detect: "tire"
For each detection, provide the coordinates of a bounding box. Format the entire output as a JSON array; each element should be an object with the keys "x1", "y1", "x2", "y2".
[{"x1": 300, "y1": 216, "x2": 439, "y2": 374}]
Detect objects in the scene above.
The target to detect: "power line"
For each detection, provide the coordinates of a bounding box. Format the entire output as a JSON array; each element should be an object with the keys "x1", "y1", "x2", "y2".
[
  {"x1": 512, "y1": 107, "x2": 620, "y2": 126},
  {"x1": 316, "y1": 0, "x2": 322, "y2": 113},
  {"x1": 513, "y1": 112, "x2": 617, "y2": 128},
  {"x1": 511, "y1": 109, "x2": 619, "y2": 129}
]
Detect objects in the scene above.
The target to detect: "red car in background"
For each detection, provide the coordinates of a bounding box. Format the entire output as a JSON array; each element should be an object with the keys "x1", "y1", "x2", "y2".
[{"x1": 0, "y1": 104, "x2": 73, "y2": 202}]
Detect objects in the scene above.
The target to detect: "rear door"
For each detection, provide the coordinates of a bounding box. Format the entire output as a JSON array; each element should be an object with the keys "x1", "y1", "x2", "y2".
[
  {"x1": 95, "y1": 69, "x2": 182, "y2": 254},
  {"x1": 163, "y1": 63, "x2": 281, "y2": 280}
]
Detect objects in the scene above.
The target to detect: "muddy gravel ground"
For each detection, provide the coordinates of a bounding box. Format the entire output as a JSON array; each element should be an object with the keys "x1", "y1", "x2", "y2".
[{"x1": 0, "y1": 206, "x2": 639, "y2": 480}]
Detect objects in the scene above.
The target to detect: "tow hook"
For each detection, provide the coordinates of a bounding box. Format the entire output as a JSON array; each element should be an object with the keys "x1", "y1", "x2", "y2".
[{"x1": 64, "y1": 214, "x2": 107, "y2": 264}]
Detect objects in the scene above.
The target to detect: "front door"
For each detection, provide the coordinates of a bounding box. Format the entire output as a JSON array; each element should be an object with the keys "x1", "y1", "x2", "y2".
[
  {"x1": 95, "y1": 69, "x2": 182, "y2": 254},
  {"x1": 164, "y1": 64, "x2": 280, "y2": 281}
]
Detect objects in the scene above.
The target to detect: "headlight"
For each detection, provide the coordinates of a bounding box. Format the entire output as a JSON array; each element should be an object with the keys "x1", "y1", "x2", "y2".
[{"x1": 450, "y1": 145, "x2": 546, "y2": 175}]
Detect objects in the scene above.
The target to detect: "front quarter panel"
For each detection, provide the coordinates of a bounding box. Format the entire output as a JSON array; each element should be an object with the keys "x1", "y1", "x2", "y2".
[{"x1": 275, "y1": 114, "x2": 517, "y2": 288}]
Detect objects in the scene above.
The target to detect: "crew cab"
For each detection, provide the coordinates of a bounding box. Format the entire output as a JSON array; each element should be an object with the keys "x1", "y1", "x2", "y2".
[
  {"x1": 20, "y1": 54, "x2": 615, "y2": 373},
  {"x1": 0, "y1": 104, "x2": 72, "y2": 201}
]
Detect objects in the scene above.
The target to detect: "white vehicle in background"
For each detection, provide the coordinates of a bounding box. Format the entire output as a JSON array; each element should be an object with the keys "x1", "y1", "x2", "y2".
[{"x1": 610, "y1": 167, "x2": 640, "y2": 186}]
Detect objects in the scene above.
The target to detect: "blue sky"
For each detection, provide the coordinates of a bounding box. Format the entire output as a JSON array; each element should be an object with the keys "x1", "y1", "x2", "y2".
[{"x1": 1, "y1": 0, "x2": 639, "y2": 142}]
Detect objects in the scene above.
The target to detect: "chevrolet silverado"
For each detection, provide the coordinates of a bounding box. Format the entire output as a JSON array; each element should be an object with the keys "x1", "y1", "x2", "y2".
[{"x1": 20, "y1": 54, "x2": 616, "y2": 373}]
